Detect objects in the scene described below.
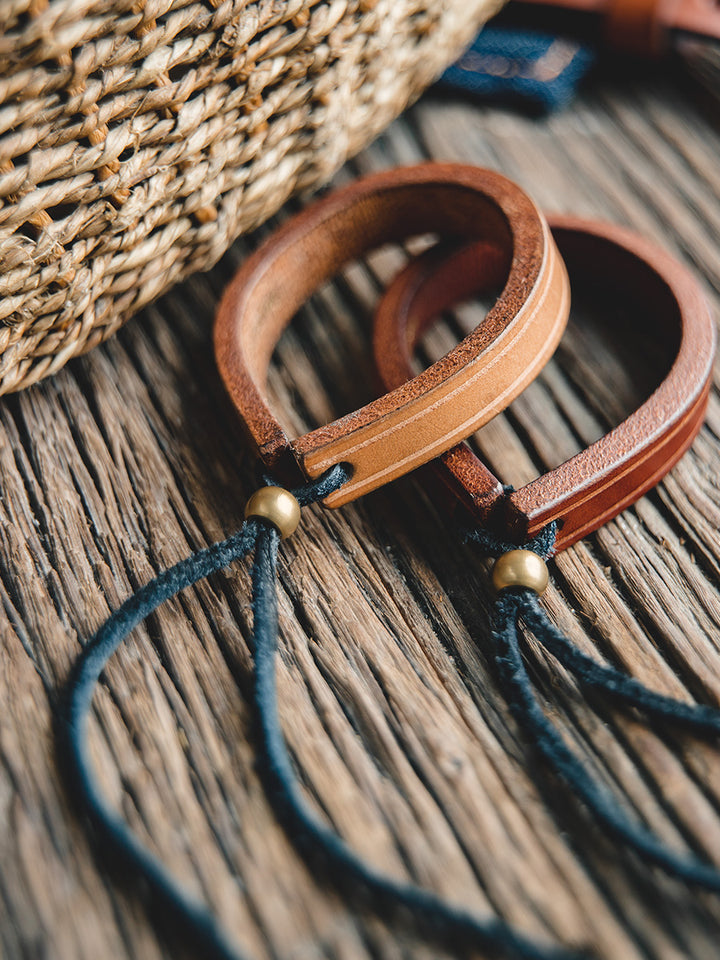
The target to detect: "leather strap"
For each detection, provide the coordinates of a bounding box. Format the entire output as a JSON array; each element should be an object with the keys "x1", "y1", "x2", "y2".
[
  {"x1": 373, "y1": 216, "x2": 715, "y2": 551},
  {"x1": 510, "y1": 0, "x2": 720, "y2": 55},
  {"x1": 606, "y1": 0, "x2": 679, "y2": 53},
  {"x1": 215, "y1": 164, "x2": 570, "y2": 508}
]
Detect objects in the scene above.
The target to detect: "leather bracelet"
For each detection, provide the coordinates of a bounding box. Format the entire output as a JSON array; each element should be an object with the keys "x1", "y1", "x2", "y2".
[
  {"x1": 215, "y1": 164, "x2": 570, "y2": 508},
  {"x1": 68, "y1": 174, "x2": 718, "y2": 960},
  {"x1": 373, "y1": 215, "x2": 715, "y2": 551},
  {"x1": 508, "y1": 0, "x2": 720, "y2": 56}
]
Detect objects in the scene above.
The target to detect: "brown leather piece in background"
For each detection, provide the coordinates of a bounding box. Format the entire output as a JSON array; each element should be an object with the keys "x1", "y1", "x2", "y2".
[{"x1": 512, "y1": 0, "x2": 720, "y2": 56}]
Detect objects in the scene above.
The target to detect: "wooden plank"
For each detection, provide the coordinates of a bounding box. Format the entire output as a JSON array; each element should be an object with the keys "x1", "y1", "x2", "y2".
[{"x1": 2, "y1": 62, "x2": 720, "y2": 960}]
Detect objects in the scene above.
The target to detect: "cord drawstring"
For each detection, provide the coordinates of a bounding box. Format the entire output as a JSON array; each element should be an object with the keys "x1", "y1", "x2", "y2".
[
  {"x1": 61, "y1": 470, "x2": 720, "y2": 960},
  {"x1": 61, "y1": 465, "x2": 584, "y2": 960}
]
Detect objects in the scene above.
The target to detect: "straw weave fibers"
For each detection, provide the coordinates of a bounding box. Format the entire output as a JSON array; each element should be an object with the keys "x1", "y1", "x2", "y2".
[{"x1": 0, "y1": 0, "x2": 500, "y2": 393}]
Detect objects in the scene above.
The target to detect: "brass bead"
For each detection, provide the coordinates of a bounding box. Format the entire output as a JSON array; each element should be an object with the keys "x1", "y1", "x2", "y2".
[
  {"x1": 492, "y1": 549, "x2": 549, "y2": 595},
  {"x1": 245, "y1": 486, "x2": 301, "y2": 539}
]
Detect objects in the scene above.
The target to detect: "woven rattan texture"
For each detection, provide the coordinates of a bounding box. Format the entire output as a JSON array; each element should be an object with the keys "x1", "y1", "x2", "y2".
[{"x1": 0, "y1": 0, "x2": 500, "y2": 394}]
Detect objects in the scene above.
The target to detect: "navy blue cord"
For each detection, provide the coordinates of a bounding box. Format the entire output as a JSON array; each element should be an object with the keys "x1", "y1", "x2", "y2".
[
  {"x1": 60, "y1": 464, "x2": 586, "y2": 960},
  {"x1": 478, "y1": 524, "x2": 720, "y2": 892},
  {"x1": 63, "y1": 518, "x2": 262, "y2": 960},
  {"x1": 61, "y1": 465, "x2": 348, "y2": 960},
  {"x1": 251, "y1": 519, "x2": 584, "y2": 960},
  {"x1": 61, "y1": 457, "x2": 720, "y2": 959},
  {"x1": 517, "y1": 595, "x2": 720, "y2": 737}
]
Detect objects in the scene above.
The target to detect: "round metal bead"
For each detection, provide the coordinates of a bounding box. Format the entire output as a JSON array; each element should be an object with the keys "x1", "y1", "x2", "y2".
[
  {"x1": 244, "y1": 486, "x2": 301, "y2": 539},
  {"x1": 492, "y1": 549, "x2": 549, "y2": 594}
]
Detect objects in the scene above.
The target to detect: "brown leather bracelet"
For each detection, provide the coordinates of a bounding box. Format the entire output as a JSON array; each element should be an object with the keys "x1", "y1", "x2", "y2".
[
  {"x1": 373, "y1": 215, "x2": 715, "y2": 551},
  {"x1": 511, "y1": 0, "x2": 720, "y2": 56},
  {"x1": 215, "y1": 164, "x2": 570, "y2": 508}
]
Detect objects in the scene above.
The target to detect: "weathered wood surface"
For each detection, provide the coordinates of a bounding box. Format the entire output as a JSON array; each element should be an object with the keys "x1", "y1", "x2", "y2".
[{"x1": 2, "y1": 63, "x2": 720, "y2": 960}]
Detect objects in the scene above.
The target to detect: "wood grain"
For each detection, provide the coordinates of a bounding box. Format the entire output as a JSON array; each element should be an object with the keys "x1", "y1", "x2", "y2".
[{"x1": 2, "y1": 63, "x2": 720, "y2": 960}]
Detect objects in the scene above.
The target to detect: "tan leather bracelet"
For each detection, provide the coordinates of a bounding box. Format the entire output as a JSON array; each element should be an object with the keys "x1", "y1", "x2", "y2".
[
  {"x1": 373, "y1": 216, "x2": 715, "y2": 551},
  {"x1": 215, "y1": 164, "x2": 570, "y2": 508}
]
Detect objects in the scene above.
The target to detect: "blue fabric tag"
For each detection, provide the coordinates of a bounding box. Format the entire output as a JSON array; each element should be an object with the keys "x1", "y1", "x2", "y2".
[{"x1": 440, "y1": 26, "x2": 595, "y2": 112}]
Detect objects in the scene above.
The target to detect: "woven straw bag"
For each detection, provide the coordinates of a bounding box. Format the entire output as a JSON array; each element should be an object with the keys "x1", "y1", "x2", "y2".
[{"x1": 0, "y1": 0, "x2": 500, "y2": 394}]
